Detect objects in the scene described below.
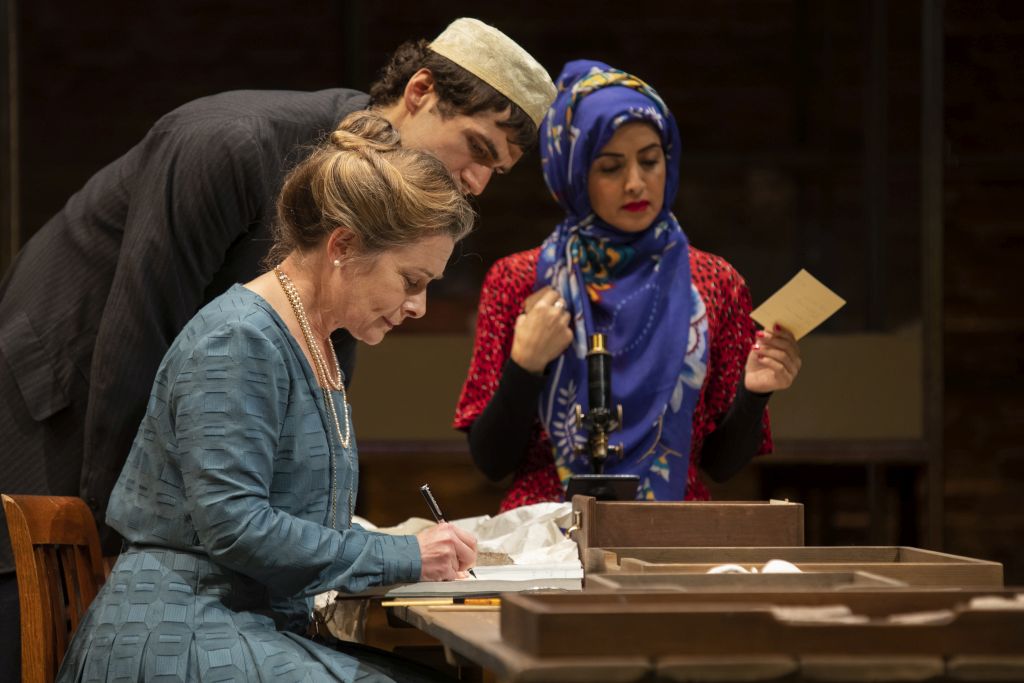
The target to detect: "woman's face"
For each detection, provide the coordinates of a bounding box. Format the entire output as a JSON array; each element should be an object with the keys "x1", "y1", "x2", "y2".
[
  {"x1": 587, "y1": 121, "x2": 666, "y2": 233},
  {"x1": 332, "y1": 233, "x2": 454, "y2": 345}
]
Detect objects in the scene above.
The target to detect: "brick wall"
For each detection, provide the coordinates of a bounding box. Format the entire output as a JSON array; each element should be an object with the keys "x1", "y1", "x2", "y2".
[{"x1": 943, "y1": 1, "x2": 1024, "y2": 582}]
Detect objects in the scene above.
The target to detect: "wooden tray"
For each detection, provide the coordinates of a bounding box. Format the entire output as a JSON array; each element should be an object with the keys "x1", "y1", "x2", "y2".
[
  {"x1": 592, "y1": 546, "x2": 1003, "y2": 586},
  {"x1": 586, "y1": 569, "x2": 905, "y2": 592},
  {"x1": 500, "y1": 590, "x2": 1024, "y2": 658},
  {"x1": 569, "y1": 495, "x2": 804, "y2": 561}
]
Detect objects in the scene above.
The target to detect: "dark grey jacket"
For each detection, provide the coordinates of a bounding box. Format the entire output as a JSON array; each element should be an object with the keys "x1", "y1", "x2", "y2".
[{"x1": 0, "y1": 88, "x2": 366, "y2": 562}]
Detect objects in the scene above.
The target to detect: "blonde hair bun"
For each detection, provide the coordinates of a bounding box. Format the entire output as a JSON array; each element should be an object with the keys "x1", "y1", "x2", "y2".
[
  {"x1": 329, "y1": 111, "x2": 401, "y2": 153},
  {"x1": 267, "y1": 110, "x2": 475, "y2": 266}
]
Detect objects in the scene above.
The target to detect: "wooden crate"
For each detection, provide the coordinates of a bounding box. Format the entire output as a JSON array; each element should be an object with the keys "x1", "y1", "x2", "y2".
[
  {"x1": 586, "y1": 569, "x2": 905, "y2": 592},
  {"x1": 595, "y1": 546, "x2": 1003, "y2": 586},
  {"x1": 569, "y1": 495, "x2": 804, "y2": 562},
  {"x1": 500, "y1": 590, "x2": 1024, "y2": 658}
]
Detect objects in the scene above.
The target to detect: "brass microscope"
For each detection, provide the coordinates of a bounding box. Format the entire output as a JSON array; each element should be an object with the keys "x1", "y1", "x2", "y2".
[{"x1": 566, "y1": 333, "x2": 639, "y2": 501}]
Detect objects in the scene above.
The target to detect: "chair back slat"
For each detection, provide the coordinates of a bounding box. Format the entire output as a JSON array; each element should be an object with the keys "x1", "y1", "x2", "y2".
[
  {"x1": 39, "y1": 545, "x2": 67, "y2": 671},
  {"x1": 68, "y1": 545, "x2": 100, "y2": 617},
  {"x1": 3, "y1": 494, "x2": 107, "y2": 683},
  {"x1": 58, "y1": 546, "x2": 81, "y2": 631}
]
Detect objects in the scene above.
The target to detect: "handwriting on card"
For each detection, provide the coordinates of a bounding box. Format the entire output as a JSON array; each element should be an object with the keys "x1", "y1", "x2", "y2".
[{"x1": 750, "y1": 269, "x2": 846, "y2": 340}]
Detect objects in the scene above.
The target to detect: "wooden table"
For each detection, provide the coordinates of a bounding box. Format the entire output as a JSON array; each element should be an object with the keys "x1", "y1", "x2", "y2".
[
  {"x1": 390, "y1": 601, "x2": 1024, "y2": 683},
  {"x1": 392, "y1": 605, "x2": 656, "y2": 683}
]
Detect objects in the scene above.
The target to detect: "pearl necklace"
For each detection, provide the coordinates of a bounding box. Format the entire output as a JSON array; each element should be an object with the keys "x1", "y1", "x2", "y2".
[
  {"x1": 276, "y1": 270, "x2": 344, "y2": 392},
  {"x1": 274, "y1": 266, "x2": 353, "y2": 527}
]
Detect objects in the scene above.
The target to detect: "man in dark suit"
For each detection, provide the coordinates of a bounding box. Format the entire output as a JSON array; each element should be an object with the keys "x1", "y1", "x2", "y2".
[{"x1": 0, "y1": 17, "x2": 555, "y2": 672}]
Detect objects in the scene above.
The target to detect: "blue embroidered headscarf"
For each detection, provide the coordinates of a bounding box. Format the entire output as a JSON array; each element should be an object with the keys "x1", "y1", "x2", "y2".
[{"x1": 536, "y1": 59, "x2": 709, "y2": 500}]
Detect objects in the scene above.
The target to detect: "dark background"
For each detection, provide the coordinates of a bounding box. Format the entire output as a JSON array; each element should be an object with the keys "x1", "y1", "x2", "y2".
[{"x1": 1, "y1": 1, "x2": 1022, "y2": 581}]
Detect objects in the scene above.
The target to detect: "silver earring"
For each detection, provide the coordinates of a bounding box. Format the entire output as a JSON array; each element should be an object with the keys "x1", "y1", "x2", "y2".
[{"x1": 333, "y1": 259, "x2": 341, "y2": 267}]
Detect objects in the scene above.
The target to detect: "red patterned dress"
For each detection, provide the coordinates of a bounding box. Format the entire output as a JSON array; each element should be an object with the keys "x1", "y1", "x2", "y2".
[{"x1": 454, "y1": 246, "x2": 773, "y2": 512}]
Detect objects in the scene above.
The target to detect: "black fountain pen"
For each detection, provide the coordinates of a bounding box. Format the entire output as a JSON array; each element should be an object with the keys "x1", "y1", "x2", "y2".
[{"x1": 419, "y1": 483, "x2": 477, "y2": 578}]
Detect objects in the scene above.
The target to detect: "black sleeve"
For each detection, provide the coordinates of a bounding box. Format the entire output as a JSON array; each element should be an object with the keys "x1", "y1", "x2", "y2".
[
  {"x1": 467, "y1": 359, "x2": 546, "y2": 481},
  {"x1": 699, "y1": 384, "x2": 771, "y2": 483},
  {"x1": 80, "y1": 122, "x2": 263, "y2": 537}
]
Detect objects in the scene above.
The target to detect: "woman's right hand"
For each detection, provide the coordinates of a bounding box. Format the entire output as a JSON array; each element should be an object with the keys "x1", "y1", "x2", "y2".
[
  {"x1": 416, "y1": 522, "x2": 478, "y2": 581},
  {"x1": 510, "y1": 288, "x2": 574, "y2": 374}
]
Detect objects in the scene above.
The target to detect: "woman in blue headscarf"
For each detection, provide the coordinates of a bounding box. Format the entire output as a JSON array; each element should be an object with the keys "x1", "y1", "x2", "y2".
[{"x1": 454, "y1": 60, "x2": 802, "y2": 509}]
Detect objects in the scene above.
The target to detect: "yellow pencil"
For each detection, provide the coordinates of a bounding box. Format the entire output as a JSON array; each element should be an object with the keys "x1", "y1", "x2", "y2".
[
  {"x1": 381, "y1": 597, "x2": 501, "y2": 608},
  {"x1": 462, "y1": 598, "x2": 501, "y2": 606},
  {"x1": 427, "y1": 604, "x2": 500, "y2": 612}
]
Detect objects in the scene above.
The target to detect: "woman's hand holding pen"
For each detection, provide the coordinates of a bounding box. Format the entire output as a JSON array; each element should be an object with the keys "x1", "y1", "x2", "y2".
[
  {"x1": 511, "y1": 287, "x2": 574, "y2": 374},
  {"x1": 416, "y1": 523, "x2": 478, "y2": 581},
  {"x1": 744, "y1": 324, "x2": 802, "y2": 393}
]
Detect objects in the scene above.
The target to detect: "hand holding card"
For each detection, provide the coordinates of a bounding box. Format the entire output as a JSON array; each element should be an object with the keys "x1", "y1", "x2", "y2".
[{"x1": 750, "y1": 269, "x2": 846, "y2": 340}]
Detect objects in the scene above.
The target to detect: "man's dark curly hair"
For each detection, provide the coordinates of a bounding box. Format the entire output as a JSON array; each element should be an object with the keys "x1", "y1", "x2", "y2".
[{"x1": 369, "y1": 39, "x2": 537, "y2": 150}]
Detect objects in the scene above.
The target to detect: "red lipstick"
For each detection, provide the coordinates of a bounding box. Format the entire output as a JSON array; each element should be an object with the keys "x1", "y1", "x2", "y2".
[{"x1": 622, "y1": 200, "x2": 650, "y2": 212}]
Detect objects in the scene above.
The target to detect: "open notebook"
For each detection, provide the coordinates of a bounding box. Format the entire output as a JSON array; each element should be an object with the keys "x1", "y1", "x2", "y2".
[{"x1": 384, "y1": 562, "x2": 583, "y2": 598}]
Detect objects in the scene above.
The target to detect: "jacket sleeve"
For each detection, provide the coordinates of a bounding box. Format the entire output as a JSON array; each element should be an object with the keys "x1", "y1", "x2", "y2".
[
  {"x1": 453, "y1": 255, "x2": 535, "y2": 430},
  {"x1": 468, "y1": 359, "x2": 547, "y2": 481},
  {"x1": 79, "y1": 120, "x2": 268, "y2": 531},
  {"x1": 700, "y1": 260, "x2": 773, "y2": 462},
  {"x1": 454, "y1": 254, "x2": 541, "y2": 481},
  {"x1": 173, "y1": 320, "x2": 421, "y2": 597}
]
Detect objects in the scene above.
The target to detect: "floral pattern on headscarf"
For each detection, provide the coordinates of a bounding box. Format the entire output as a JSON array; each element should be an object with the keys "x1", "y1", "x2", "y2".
[{"x1": 536, "y1": 60, "x2": 708, "y2": 501}]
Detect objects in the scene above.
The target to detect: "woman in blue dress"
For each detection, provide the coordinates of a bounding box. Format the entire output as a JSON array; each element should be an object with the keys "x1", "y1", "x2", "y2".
[{"x1": 58, "y1": 111, "x2": 478, "y2": 682}]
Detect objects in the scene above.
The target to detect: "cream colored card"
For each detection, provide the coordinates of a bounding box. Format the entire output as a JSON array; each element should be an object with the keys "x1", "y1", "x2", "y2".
[{"x1": 750, "y1": 269, "x2": 845, "y2": 340}]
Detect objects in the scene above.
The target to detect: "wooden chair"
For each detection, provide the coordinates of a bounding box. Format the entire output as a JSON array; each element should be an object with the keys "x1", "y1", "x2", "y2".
[{"x1": 2, "y1": 494, "x2": 107, "y2": 683}]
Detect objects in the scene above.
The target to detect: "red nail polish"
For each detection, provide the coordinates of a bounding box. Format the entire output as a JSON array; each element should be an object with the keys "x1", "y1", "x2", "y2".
[
  {"x1": 774, "y1": 324, "x2": 782, "y2": 331},
  {"x1": 756, "y1": 330, "x2": 765, "y2": 338}
]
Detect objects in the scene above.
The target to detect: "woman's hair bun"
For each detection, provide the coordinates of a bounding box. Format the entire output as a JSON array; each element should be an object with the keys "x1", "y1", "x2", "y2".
[
  {"x1": 329, "y1": 110, "x2": 401, "y2": 153},
  {"x1": 265, "y1": 106, "x2": 474, "y2": 269}
]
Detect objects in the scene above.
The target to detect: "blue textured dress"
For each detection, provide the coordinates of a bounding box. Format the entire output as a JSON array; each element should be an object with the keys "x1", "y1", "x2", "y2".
[{"x1": 57, "y1": 285, "x2": 422, "y2": 682}]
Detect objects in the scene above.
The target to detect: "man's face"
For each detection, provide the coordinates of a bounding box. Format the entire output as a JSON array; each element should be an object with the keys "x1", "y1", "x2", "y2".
[{"x1": 398, "y1": 94, "x2": 524, "y2": 196}]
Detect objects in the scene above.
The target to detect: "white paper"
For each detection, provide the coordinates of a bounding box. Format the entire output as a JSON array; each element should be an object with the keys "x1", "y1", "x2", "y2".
[
  {"x1": 451, "y1": 501, "x2": 580, "y2": 566},
  {"x1": 469, "y1": 563, "x2": 583, "y2": 580},
  {"x1": 335, "y1": 503, "x2": 583, "y2": 601},
  {"x1": 385, "y1": 577, "x2": 582, "y2": 598}
]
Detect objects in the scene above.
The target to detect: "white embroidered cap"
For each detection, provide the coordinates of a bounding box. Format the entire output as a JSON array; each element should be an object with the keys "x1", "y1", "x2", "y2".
[{"x1": 429, "y1": 18, "x2": 556, "y2": 128}]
